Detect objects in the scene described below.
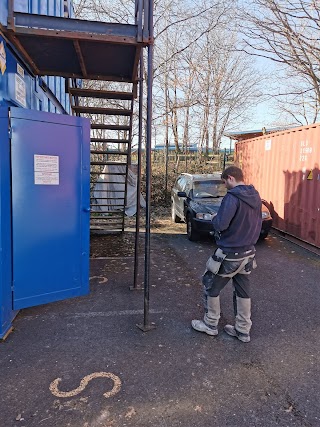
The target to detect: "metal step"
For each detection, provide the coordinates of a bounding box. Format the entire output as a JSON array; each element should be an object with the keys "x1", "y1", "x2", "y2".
[
  {"x1": 92, "y1": 183, "x2": 125, "y2": 187},
  {"x1": 90, "y1": 138, "x2": 129, "y2": 144},
  {"x1": 91, "y1": 203, "x2": 125, "y2": 206},
  {"x1": 91, "y1": 161, "x2": 127, "y2": 166},
  {"x1": 90, "y1": 171, "x2": 126, "y2": 176},
  {"x1": 72, "y1": 106, "x2": 132, "y2": 115},
  {"x1": 90, "y1": 150, "x2": 128, "y2": 155},
  {"x1": 92, "y1": 194, "x2": 125, "y2": 198},
  {"x1": 90, "y1": 197, "x2": 124, "y2": 202},
  {"x1": 92, "y1": 187, "x2": 125, "y2": 190},
  {"x1": 91, "y1": 225, "x2": 124, "y2": 229},
  {"x1": 90, "y1": 228, "x2": 124, "y2": 233},
  {"x1": 90, "y1": 206, "x2": 125, "y2": 209},
  {"x1": 90, "y1": 216, "x2": 124, "y2": 221},
  {"x1": 70, "y1": 88, "x2": 134, "y2": 100},
  {"x1": 91, "y1": 124, "x2": 130, "y2": 131},
  {"x1": 90, "y1": 217, "x2": 123, "y2": 221},
  {"x1": 90, "y1": 212, "x2": 124, "y2": 217},
  {"x1": 90, "y1": 217, "x2": 124, "y2": 221},
  {"x1": 92, "y1": 198, "x2": 125, "y2": 202}
]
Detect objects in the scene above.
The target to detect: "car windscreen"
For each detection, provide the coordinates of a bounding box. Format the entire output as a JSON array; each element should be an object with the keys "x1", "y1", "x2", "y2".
[{"x1": 192, "y1": 180, "x2": 226, "y2": 198}]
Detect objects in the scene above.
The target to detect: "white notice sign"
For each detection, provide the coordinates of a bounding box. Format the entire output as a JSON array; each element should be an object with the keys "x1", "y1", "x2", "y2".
[
  {"x1": 34, "y1": 155, "x2": 59, "y2": 185},
  {"x1": 15, "y1": 73, "x2": 26, "y2": 107},
  {"x1": 17, "y1": 63, "x2": 25, "y2": 77},
  {"x1": 34, "y1": 171, "x2": 59, "y2": 185}
]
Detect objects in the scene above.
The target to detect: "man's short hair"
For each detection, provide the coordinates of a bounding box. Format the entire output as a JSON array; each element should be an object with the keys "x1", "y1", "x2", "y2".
[{"x1": 221, "y1": 166, "x2": 244, "y2": 182}]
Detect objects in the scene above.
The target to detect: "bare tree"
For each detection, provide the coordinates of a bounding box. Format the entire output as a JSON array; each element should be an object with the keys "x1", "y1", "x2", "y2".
[
  {"x1": 73, "y1": 0, "x2": 135, "y2": 22},
  {"x1": 192, "y1": 27, "x2": 264, "y2": 153},
  {"x1": 153, "y1": 0, "x2": 231, "y2": 153},
  {"x1": 153, "y1": 0, "x2": 255, "y2": 155},
  {"x1": 270, "y1": 71, "x2": 320, "y2": 126},
  {"x1": 240, "y1": 0, "x2": 320, "y2": 123},
  {"x1": 72, "y1": 0, "x2": 264, "y2": 154}
]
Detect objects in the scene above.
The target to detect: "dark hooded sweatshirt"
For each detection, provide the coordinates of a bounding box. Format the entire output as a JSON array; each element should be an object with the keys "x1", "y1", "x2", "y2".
[{"x1": 212, "y1": 184, "x2": 262, "y2": 253}]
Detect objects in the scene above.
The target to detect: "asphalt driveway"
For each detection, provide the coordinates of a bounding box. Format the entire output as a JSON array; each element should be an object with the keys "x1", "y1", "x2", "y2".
[{"x1": 0, "y1": 227, "x2": 320, "y2": 427}]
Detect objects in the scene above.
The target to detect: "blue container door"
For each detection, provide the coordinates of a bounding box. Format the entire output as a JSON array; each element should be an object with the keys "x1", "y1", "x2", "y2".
[
  {"x1": 10, "y1": 108, "x2": 90, "y2": 309},
  {"x1": 0, "y1": 108, "x2": 16, "y2": 338}
]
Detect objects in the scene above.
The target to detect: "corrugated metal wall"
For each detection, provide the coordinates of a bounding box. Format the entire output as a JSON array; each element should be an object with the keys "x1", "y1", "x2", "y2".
[
  {"x1": 0, "y1": 0, "x2": 74, "y2": 22},
  {"x1": 13, "y1": 0, "x2": 64, "y2": 16},
  {"x1": 236, "y1": 123, "x2": 320, "y2": 247},
  {"x1": 0, "y1": 1, "x2": 66, "y2": 27}
]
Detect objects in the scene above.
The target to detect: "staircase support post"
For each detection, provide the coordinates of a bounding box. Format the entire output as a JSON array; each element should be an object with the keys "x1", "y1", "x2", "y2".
[
  {"x1": 131, "y1": 52, "x2": 144, "y2": 291},
  {"x1": 137, "y1": 0, "x2": 155, "y2": 332}
]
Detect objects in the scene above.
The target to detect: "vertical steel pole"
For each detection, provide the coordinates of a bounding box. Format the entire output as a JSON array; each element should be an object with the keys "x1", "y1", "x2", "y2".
[
  {"x1": 8, "y1": 0, "x2": 15, "y2": 30},
  {"x1": 164, "y1": 138, "x2": 168, "y2": 201},
  {"x1": 131, "y1": 52, "x2": 144, "y2": 291},
  {"x1": 137, "y1": 0, "x2": 155, "y2": 332}
]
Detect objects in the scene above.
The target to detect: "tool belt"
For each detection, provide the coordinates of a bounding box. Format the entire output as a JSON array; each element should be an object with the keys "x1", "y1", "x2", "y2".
[{"x1": 205, "y1": 248, "x2": 256, "y2": 278}]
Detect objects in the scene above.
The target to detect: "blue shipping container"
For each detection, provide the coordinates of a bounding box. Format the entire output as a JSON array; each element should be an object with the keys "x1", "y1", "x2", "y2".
[{"x1": 0, "y1": 0, "x2": 67, "y2": 24}]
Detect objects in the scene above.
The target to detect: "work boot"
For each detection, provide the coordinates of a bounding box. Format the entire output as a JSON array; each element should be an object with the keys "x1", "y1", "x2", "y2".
[
  {"x1": 224, "y1": 296, "x2": 252, "y2": 343},
  {"x1": 192, "y1": 296, "x2": 220, "y2": 336},
  {"x1": 191, "y1": 320, "x2": 218, "y2": 336},
  {"x1": 224, "y1": 325, "x2": 250, "y2": 343}
]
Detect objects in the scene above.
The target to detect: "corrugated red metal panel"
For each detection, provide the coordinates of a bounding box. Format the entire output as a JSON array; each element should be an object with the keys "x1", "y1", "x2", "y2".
[{"x1": 236, "y1": 123, "x2": 320, "y2": 247}]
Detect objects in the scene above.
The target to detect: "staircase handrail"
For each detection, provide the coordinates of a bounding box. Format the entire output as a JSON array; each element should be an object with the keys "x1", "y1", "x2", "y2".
[
  {"x1": 7, "y1": 0, "x2": 153, "y2": 44},
  {"x1": 135, "y1": 0, "x2": 152, "y2": 43},
  {"x1": 7, "y1": 0, "x2": 14, "y2": 30}
]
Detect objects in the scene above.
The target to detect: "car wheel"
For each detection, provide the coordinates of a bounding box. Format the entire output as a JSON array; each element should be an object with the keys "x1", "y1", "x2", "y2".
[
  {"x1": 187, "y1": 214, "x2": 200, "y2": 241},
  {"x1": 171, "y1": 202, "x2": 181, "y2": 223}
]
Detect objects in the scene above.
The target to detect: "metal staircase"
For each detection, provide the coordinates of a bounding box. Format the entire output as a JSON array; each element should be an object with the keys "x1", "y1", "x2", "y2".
[
  {"x1": 69, "y1": 83, "x2": 135, "y2": 232},
  {"x1": 1, "y1": 0, "x2": 152, "y2": 233}
]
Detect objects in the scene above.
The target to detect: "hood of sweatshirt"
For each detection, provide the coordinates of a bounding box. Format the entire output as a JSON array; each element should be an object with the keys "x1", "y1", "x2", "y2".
[{"x1": 228, "y1": 184, "x2": 261, "y2": 209}]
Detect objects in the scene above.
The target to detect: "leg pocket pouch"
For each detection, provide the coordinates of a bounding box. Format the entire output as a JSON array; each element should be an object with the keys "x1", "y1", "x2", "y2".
[
  {"x1": 206, "y1": 248, "x2": 227, "y2": 274},
  {"x1": 202, "y1": 270, "x2": 215, "y2": 291}
]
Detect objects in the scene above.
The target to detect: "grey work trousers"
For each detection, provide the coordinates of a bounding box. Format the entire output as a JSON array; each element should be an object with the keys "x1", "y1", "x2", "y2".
[{"x1": 202, "y1": 248, "x2": 256, "y2": 301}]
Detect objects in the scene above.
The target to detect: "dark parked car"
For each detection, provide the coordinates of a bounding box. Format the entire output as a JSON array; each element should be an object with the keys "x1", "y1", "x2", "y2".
[{"x1": 171, "y1": 173, "x2": 273, "y2": 241}]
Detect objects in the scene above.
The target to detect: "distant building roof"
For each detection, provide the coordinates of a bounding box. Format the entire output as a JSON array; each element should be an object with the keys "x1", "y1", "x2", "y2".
[{"x1": 224, "y1": 125, "x2": 298, "y2": 141}]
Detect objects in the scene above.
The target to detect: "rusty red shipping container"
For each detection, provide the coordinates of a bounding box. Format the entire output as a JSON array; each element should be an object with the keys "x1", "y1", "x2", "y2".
[{"x1": 235, "y1": 123, "x2": 320, "y2": 248}]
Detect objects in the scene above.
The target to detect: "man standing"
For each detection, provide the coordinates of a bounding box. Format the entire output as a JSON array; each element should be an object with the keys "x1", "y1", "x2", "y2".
[{"x1": 191, "y1": 166, "x2": 262, "y2": 343}]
